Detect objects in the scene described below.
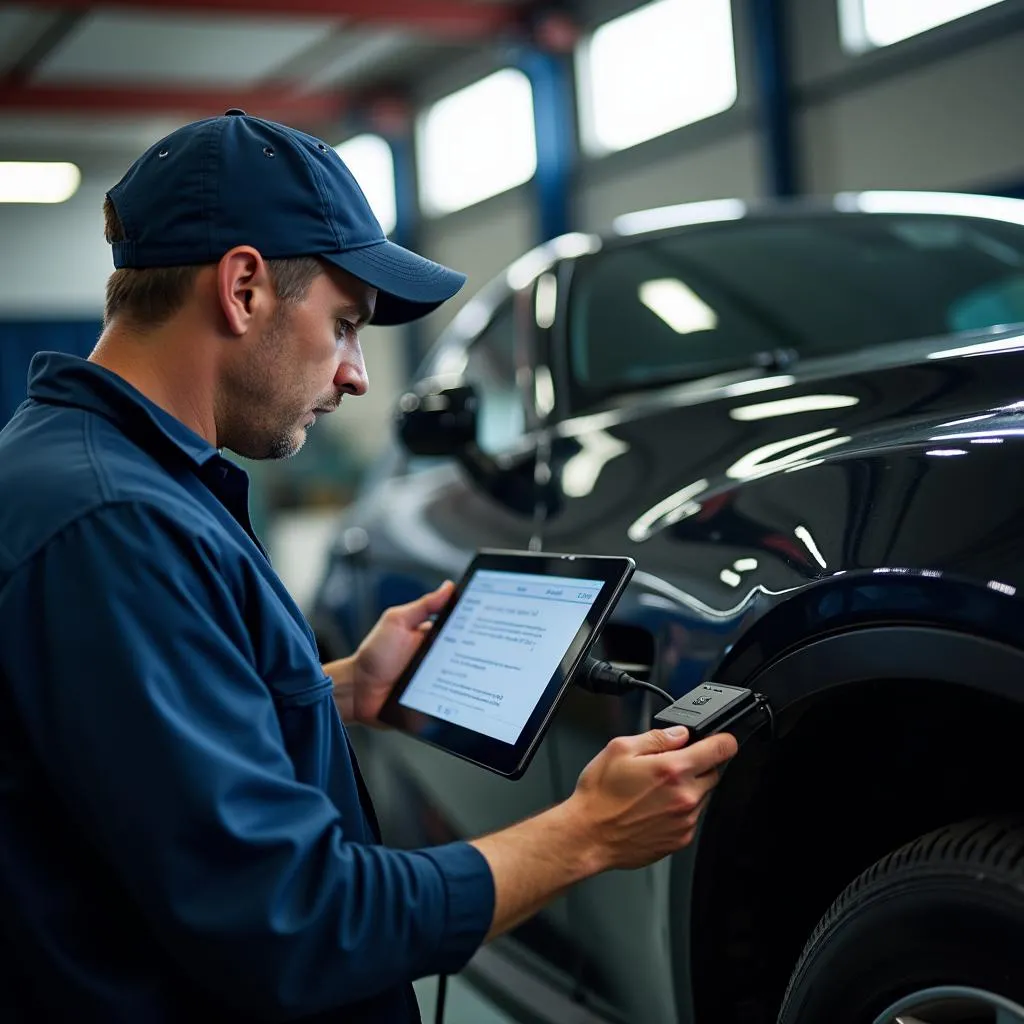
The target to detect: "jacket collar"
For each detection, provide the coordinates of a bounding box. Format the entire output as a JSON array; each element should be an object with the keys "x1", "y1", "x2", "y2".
[{"x1": 28, "y1": 351, "x2": 221, "y2": 467}]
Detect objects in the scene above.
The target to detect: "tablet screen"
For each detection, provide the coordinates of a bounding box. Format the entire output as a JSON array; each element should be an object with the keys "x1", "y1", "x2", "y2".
[
  {"x1": 380, "y1": 549, "x2": 635, "y2": 779},
  {"x1": 397, "y1": 569, "x2": 604, "y2": 744}
]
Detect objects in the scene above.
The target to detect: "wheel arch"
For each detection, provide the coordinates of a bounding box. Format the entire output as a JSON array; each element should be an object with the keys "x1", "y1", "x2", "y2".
[{"x1": 672, "y1": 624, "x2": 1024, "y2": 1024}]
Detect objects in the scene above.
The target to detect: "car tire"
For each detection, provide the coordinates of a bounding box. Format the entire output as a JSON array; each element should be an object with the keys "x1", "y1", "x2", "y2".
[{"x1": 777, "y1": 817, "x2": 1024, "y2": 1023}]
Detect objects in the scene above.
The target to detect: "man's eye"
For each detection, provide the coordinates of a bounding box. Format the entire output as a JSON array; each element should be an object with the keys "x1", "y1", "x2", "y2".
[{"x1": 335, "y1": 319, "x2": 355, "y2": 339}]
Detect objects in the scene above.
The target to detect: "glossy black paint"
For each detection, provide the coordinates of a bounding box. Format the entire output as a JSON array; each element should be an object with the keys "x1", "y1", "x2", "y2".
[{"x1": 309, "y1": 196, "x2": 1024, "y2": 1024}]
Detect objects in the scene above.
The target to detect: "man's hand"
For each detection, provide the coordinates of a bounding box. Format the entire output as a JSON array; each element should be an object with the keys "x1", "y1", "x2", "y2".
[
  {"x1": 347, "y1": 580, "x2": 454, "y2": 727},
  {"x1": 566, "y1": 726, "x2": 738, "y2": 872},
  {"x1": 469, "y1": 725, "x2": 738, "y2": 940}
]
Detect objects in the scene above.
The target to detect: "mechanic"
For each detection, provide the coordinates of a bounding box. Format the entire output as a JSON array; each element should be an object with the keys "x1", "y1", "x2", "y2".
[{"x1": 0, "y1": 111, "x2": 738, "y2": 1023}]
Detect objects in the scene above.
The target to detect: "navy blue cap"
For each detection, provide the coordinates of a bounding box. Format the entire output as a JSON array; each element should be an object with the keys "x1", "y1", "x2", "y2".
[{"x1": 106, "y1": 110, "x2": 465, "y2": 326}]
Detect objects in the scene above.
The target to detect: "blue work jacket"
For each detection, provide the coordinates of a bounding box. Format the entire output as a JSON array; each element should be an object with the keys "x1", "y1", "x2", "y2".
[{"x1": 0, "y1": 353, "x2": 494, "y2": 1022}]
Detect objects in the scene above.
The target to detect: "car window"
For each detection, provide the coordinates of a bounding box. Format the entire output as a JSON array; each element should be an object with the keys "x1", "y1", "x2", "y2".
[
  {"x1": 463, "y1": 302, "x2": 526, "y2": 454},
  {"x1": 569, "y1": 213, "x2": 1024, "y2": 396}
]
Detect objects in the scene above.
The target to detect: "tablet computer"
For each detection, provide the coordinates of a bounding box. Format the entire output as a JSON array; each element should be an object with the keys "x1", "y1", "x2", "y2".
[{"x1": 378, "y1": 549, "x2": 635, "y2": 779}]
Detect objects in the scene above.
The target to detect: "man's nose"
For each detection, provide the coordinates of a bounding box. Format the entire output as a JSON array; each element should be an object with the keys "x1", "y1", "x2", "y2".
[{"x1": 335, "y1": 343, "x2": 368, "y2": 397}]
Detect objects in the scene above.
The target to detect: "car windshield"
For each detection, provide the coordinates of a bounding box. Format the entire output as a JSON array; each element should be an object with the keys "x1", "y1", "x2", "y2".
[{"x1": 569, "y1": 212, "x2": 1024, "y2": 396}]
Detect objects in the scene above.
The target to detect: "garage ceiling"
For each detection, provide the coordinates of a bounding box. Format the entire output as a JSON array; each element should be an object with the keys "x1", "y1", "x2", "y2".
[{"x1": 0, "y1": 0, "x2": 534, "y2": 172}]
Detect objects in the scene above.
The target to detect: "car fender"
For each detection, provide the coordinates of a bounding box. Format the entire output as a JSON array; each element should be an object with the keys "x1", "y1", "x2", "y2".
[{"x1": 668, "y1": 620, "x2": 1024, "y2": 1022}]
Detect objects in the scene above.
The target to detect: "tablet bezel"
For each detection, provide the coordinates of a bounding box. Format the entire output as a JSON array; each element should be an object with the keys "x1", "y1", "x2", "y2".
[{"x1": 378, "y1": 549, "x2": 635, "y2": 779}]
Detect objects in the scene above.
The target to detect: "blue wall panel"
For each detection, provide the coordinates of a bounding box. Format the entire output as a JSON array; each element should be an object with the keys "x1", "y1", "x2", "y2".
[{"x1": 0, "y1": 321, "x2": 101, "y2": 427}]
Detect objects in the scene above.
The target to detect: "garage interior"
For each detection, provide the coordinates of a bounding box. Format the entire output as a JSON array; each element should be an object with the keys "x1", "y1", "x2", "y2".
[{"x1": 2, "y1": 1, "x2": 1024, "y2": 1021}]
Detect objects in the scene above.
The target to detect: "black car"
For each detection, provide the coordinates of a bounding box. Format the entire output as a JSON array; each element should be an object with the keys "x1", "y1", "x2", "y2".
[{"x1": 311, "y1": 191, "x2": 1024, "y2": 1024}]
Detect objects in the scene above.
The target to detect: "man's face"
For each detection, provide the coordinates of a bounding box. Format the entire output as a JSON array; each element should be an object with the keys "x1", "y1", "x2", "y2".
[{"x1": 221, "y1": 263, "x2": 375, "y2": 460}]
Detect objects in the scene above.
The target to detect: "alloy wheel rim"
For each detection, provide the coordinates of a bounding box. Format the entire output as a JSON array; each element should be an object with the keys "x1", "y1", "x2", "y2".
[{"x1": 872, "y1": 986, "x2": 1024, "y2": 1024}]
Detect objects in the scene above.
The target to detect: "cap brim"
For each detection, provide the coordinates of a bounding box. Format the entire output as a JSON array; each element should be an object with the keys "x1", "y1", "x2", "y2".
[{"x1": 322, "y1": 241, "x2": 466, "y2": 326}]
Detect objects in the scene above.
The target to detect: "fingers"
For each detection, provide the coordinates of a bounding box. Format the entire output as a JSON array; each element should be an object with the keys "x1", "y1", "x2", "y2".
[
  {"x1": 684, "y1": 769, "x2": 721, "y2": 811},
  {"x1": 624, "y1": 726, "x2": 690, "y2": 756},
  {"x1": 643, "y1": 735, "x2": 734, "y2": 816},
  {"x1": 391, "y1": 580, "x2": 455, "y2": 628},
  {"x1": 673, "y1": 732, "x2": 738, "y2": 776},
  {"x1": 676, "y1": 789, "x2": 712, "y2": 831}
]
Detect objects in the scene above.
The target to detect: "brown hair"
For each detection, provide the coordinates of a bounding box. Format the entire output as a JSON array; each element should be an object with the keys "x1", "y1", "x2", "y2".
[{"x1": 102, "y1": 196, "x2": 322, "y2": 327}]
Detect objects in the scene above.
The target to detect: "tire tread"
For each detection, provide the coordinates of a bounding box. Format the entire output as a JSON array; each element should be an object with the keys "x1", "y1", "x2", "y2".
[{"x1": 779, "y1": 816, "x2": 1024, "y2": 1017}]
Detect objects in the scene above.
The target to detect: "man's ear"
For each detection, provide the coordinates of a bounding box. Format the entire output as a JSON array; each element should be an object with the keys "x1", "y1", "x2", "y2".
[{"x1": 217, "y1": 247, "x2": 272, "y2": 336}]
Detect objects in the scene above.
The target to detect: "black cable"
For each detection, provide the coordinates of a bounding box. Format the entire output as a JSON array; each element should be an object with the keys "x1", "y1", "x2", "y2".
[
  {"x1": 624, "y1": 677, "x2": 675, "y2": 707},
  {"x1": 762, "y1": 696, "x2": 777, "y2": 740},
  {"x1": 434, "y1": 973, "x2": 447, "y2": 1024},
  {"x1": 577, "y1": 658, "x2": 674, "y2": 707}
]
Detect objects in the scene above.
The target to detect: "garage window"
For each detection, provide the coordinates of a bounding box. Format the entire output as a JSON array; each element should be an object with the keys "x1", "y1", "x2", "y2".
[
  {"x1": 334, "y1": 134, "x2": 397, "y2": 236},
  {"x1": 577, "y1": 0, "x2": 737, "y2": 156},
  {"x1": 839, "y1": 0, "x2": 1009, "y2": 52},
  {"x1": 417, "y1": 69, "x2": 537, "y2": 217}
]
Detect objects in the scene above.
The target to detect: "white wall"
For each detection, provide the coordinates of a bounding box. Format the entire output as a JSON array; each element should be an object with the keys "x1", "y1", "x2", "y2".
[
  {"x1": 417, "y1": 186, "x2": 534, "y2": 339},
  {"x1": 788, "y1": 0, "x2": 1024, "y2": 192},
  {"x1": 578, "y1": 130, "x2": 763, "y2": 229},
  {"x1": 0, "y1": 174, "x2": 112, "y2": 318}
]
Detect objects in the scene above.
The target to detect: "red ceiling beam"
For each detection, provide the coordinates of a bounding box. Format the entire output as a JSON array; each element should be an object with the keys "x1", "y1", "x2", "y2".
[
  {"x1": 25, "y1": 0, "x2": 520, "y2": 38},
  {"x1": 0, "y1": 82, "x2": 347, "y2": 122}
]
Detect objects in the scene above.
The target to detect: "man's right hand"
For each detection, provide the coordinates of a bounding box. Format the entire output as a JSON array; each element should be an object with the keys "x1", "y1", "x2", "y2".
[
  {"x1": 468, "y1": 726, "x2": 738, "y2": 941},
  {"x1": 565, "y1": 727, "x2": 738, "y2": 873}
]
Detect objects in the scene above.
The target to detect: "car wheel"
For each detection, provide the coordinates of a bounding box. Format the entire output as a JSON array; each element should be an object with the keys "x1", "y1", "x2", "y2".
[{"x1": 777, "y1": 817, "x2": 1024, "y2": 1024}]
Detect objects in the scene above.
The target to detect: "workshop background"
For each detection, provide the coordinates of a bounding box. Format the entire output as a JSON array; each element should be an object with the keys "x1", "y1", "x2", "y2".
[{"x1": 2, "y1": 1, "x2": 1023, "y2": 1019}]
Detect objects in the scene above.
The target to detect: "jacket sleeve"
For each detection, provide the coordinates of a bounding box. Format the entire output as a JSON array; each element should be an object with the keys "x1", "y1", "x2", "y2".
[{"x1": 1, "y1": 501, "x2": 494, "y2": 1018}]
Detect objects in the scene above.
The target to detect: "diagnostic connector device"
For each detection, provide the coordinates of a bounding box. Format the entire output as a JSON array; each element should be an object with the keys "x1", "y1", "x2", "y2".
[{"x1": 652, "y1": 682, "x2": 773, "y2": 743}]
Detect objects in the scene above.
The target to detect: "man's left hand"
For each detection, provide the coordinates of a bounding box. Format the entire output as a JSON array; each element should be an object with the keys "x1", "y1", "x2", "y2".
[{"x1": 349, "y1": 580, "x2": 455, "y2": 726}]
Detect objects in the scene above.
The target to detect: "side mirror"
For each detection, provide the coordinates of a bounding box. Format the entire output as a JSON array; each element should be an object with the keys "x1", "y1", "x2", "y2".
[
  {"x1": 396, "y1": 381, "x2": 479, "y2": 457},
  {"x1": 396, "y1": 378, "x2": 538, "y2": 516}
]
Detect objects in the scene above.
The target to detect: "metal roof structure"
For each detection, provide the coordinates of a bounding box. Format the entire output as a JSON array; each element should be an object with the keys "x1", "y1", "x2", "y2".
[{"x1": 0, "y1": 0, "x2": 566, "y2": 169}]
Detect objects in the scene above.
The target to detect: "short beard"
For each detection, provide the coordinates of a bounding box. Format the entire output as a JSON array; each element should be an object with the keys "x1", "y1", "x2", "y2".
[
  {"x1": 266, "y1": 428, "x2": 301, "y2": 460},
  {"x1": 221, "y1": 302, "x2": 306, "y2": 461},
  {"x1": 260, "y1": 305, "x2": 306, "y2": 460}
]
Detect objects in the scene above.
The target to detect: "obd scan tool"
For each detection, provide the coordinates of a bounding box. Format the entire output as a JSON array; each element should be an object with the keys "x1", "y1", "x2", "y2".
[
  {"x1": 652, "y1": 682, "x2": 775, "y2": 743},
  {"x1": 577, "y1": 660, "x2": 775, "y2": 744}
]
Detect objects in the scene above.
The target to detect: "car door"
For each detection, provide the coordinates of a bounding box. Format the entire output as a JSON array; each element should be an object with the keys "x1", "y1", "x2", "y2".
[
  {"x1": 350, "y1": 295, "x2": 577, "y2": 962},
  {"x1": 525, "y1": 241, "x2": 791, "y2": 1023}
]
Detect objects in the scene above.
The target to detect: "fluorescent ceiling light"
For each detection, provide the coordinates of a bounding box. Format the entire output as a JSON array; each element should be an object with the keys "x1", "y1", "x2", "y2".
[
  {"x1": 506, "y1": 232, "x2": 600, "y2": 291},
  {"x1": 928, "y1": 337, "x2": 1024, "y2": 360},
  {"x1": 988, "y1": 580, "x2": 1017, "y2": 596},
  {"x1": 726, "y1": 428, "x2": 851, "y2": 480},
  {"x1": 614, "y1": 198, "x2": 746, "y2": 236},
  {"x1": 730, "y1": 394, "x2": 859, "y2": 421},
  {"x1": 627, "y1": 478, "x2": 708, "y2": 543},
  {"x1": 0, "y1": 162, "x2": 81, "y2": 203},
  {"x1": 838, "y1": 190, "x2": 1024, "y2": 226},
  {"x1": 795, "y1": 524, "x2": 828, "y2": 568},
  {"x1": 639, "y1": 278, "x2": 717, "y2": 334},
  {"x1": 534, "y1": 273, "x2": 558, "y2": 329},
  {"x1": 720, "y1": 374, "x2": 795, "y2": 397},
  {"x1": 561, "y1": 429, "x2": 630, "y2": 498}
]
